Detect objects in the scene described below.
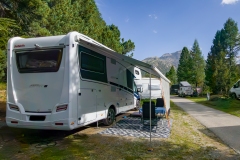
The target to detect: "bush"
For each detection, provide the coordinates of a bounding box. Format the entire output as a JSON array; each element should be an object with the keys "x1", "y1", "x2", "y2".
[{"x1": 0, "y1": 50, "x2": 7, "y2": 82}]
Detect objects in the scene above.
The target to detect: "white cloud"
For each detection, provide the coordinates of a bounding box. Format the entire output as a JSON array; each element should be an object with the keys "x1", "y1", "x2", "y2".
[
  {"x1": 153, "y1": 30, "x2": 157, "y2": 34},
  {"x1": 221, "y1": 0, "x2": 239, "y2": 4},
  {"x1": 149, "y1": 14, "x2": 158, "y2": 19},
  {"x1": 125, "y1": 18, "x2": 129, "y2": 22}
]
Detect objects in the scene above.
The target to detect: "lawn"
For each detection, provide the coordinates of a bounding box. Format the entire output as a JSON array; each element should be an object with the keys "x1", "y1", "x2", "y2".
[
  {"x1": 186, "y1": 96, "x2": 240, "y2": 118},
  {"x1": 0, "y1": 82, "x2": 6, "y2": 90},
  {"x1": 0, "y1": 99, "x2": 239, "y2": 159}
]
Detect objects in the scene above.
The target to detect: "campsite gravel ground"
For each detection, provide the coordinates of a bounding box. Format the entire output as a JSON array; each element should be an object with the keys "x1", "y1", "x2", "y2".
[{"x1": 0, "y1": 91, "x2": 240, "y2": 159}]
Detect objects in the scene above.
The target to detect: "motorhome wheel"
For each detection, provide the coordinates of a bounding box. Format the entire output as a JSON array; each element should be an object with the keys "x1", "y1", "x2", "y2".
[
  {"x1": 103, "y1": 108, "x2": 115, "y2": 125},
  {"x1": 231, "y1": 93, "x2": 237, "y2": 99}
]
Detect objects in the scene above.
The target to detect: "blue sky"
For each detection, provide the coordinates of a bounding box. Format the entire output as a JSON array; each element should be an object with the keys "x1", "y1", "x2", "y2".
[{"x1": 95, "y1": 0, "x2": 240, "y2": 61}]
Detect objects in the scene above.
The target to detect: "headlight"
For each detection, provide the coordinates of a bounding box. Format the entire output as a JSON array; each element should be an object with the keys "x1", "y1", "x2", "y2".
[
  {"x1": 56, "y1": 104, "x2": 68, "y2": 112},
  {"x1": 9, "y1": 104, "x2": 19, "y2": 111}
]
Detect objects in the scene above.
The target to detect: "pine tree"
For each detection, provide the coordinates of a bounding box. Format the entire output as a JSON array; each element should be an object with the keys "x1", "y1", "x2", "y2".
[
  {"x1": 0, "y1": 0, "x2": 50, "y2": 36},
  {"x1": 222, "y1": 18, "x2": 239, "y2": 91},
  {"x1": 190, "y1": 40, "x2": 205, "y2": 87},
  {"x1": 205, "y1": 18, "x2": 239, "y2": 94},
  {"x1": 177, "y1": 47, "x2": 192, "y2": 82},
  {"x1": 166, "y1": 66, "x2": 177, "y2": 84},
  {"x1": 0, "y1": 18, "x2": 18, "y2": 50},
  {"x1": 205, "y1": 51, "x2": 216, "y2": 92}
]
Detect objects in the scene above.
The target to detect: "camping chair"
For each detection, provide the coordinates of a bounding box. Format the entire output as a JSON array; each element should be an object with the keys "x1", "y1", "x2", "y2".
[
  {"x1": 141, "y1": 102, "x2": 158, "y2": 126},
  {"x1": 156, "y1": 98, "x2": 164, "y2": 107},
  {"x1": 156, "y1": 98, "x2": 166, "y2": 118},
  {"x1": 143, "y1": 101, "x2": 155, "y2": 106}
]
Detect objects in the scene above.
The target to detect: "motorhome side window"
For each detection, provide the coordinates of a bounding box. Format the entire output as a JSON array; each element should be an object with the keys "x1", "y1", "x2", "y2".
[
  {"x1": 126, "y1": 69, "x2": 134, "y2": 91},
  {"x1": 81, "y1": 52, "x2": 104, "y2": 73},
  {"x1": 16, "y1": 49, "x2": 62, "y2": 73},
  {"x1": 79, "y1": 46, "x2": 107, "y2": 83},
  {"x1": 237, "y1": 81, "x2": 240, "y2": 88}
]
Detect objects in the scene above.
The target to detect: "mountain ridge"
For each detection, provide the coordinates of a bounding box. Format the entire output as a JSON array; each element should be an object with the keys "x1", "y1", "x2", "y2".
[
  {"x1": 142, "y1": 51, "x2": 240, "y2": 75},
  {"x1": 142, "y1": 50, "x2": 181, "y2": 74}
]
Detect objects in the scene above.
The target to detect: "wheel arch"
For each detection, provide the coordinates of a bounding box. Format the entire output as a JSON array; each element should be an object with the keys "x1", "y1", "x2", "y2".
[{"x1": 105, "y1": 102, "x2": 117, "y2": 115}]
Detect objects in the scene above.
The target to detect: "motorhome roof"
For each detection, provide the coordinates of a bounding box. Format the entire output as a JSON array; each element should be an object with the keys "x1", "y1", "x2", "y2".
[
  {"x1": 180, "y1": 81, "x2": 191, "y2": 86},
  {"x1": 10, "y1": 35, "x2": 66, "y2": 49},
  {"x1": 76, "y1": 32, "x2": 170, "y2": 82},
  {"x1": 10, "y1": 31, "x2": 170, "y2": 83}
]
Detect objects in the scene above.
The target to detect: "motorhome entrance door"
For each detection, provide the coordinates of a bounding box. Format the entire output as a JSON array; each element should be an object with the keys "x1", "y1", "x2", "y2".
[{"x1": 77, "y1": 88, "x2": 97, "y2": 124}]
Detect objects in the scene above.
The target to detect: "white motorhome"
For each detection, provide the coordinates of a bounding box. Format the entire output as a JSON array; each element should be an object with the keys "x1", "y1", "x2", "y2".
[
  {"x1": 178, "y1": 81, "x2": 193, "y2": 97},
  {"x1": 135, "y1": 78, "x2": 162, "y2": 99},
  {"x1": 229, "y1": 79, "x2": 240, "y2": 99},
  {"x1": 7, "y1": 31, "x2": 170, "y2": 130}
]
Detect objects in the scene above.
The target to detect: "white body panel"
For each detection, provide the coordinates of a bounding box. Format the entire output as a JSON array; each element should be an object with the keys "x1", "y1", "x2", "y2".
[
  {"x1": 230, "y1": 80, "x2": 240, "y2": 99},
  {"x1": 135, "y1": 78, "x2": 162, "y2": 99},
  {"x1": 178, "y1": 86, "x2": 193, "y2": 96},
  {"x1": 6, "y1": 32, "x2": 137, "y2": 130},
  {"x1": 7, "y1": 32, "x2": 170, "y2": 130},
  {"x1": 178, "y1": 81, "x2": 193, "y2": 96}
]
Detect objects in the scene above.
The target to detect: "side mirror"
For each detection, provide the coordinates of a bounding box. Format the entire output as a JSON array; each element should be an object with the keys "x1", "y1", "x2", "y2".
[{"x1": 137, "y1": 87, "x2": 143, "y2": 93}]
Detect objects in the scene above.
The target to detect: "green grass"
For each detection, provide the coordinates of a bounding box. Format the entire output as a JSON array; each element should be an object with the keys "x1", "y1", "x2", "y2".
[
  {"x1": 140, "y1": 99, "x2": 157, "y2": 106},
  {"x1": 0, "y1": 82, "x2": 6, "y2": 90},
  {"x1": 1, "y1": 101, "x2": 239, "y2": 159},
  {"x1": 186, "y1": 96, "x2": 240, "y2": 117}
]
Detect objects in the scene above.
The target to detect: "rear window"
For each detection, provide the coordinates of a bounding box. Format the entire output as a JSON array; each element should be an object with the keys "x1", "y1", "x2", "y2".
[{"x1": 16, "y1": 49, "x2": 63, "y2": 73}]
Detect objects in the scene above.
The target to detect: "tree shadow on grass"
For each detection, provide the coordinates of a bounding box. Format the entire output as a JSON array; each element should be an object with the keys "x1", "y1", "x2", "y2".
[
  {"x1": 0, "y1": 101, "x2": 6, "y2": 121},
  {"x1": 1, "y1": 109, "x2": 238, "y2": 159},
  {"x1": 1, "y1": 127, "x2": 239, "y2": 160},
  {"x1": 0, "y1": 113, "x2": 128, "y2": 145},
  {"x1": 0, "y1": 102, "x2": 240, "y2": 159}
]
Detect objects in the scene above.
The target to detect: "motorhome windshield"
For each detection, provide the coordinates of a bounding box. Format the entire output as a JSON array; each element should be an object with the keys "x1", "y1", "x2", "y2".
[
  {"x1": 16, "y1": 49, "x2": 63, "y2": 73},
  {"x1": 134, "y1": 82, "x2": 137, "y2": 92}
]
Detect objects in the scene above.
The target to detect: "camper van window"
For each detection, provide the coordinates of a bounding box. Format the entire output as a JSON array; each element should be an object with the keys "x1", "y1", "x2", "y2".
[
  {"x1": 133, "y1": 82, "x2": 137, "y2": 92},
  {"x1": 126, "y1": 70, "x2": 134, "y2": 91},
  {"x1": 135, "y1": 70, "x2": 139, "y2": 75},
  {"x1": 79, "y1": 46, "x2": 107, "y2": 83},
  {"x1": 16, "y1": 49, "x2": 62, "y2": 73},
  {"x1": 81, "y1": 52, "x2": 104, "y2": 73}
]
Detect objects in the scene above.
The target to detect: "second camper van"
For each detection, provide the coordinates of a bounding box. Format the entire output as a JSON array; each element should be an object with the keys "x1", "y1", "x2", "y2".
[
  {"x1": 229, "y1": 79, "x2": 240, "y2": 99},
  {"x1": 178, "y1": 81, "x2": 193, "y2": 97},
  {"x1": 135, "y1": 78, "x2": 162, "y2": 99}
]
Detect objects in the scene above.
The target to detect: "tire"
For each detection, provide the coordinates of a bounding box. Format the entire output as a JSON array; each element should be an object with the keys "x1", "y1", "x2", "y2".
[
  {"x1": 231, "y1": 93, "x2": 237, "y2": 99},
  {"x1": 103, "y1": 108, "x2": 115, "y2": 126}
]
